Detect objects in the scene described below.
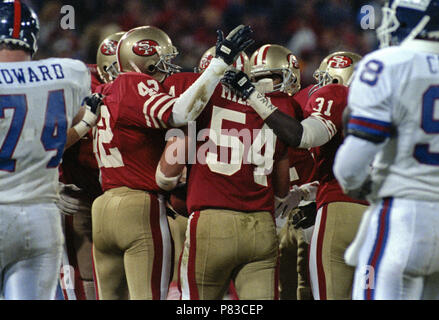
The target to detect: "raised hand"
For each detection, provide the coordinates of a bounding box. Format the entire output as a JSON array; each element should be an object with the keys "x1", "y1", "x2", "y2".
[{"x1": 215, "y1": 25, "x2": 254, "y2": 65}]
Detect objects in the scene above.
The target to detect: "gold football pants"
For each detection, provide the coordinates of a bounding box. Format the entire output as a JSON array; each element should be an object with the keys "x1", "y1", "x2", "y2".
[
  {"x1": 91, "y1": 187, "x2": 173, "y2": 300},
  {"x1": 309, "y1": 202, "x2": 367, "y2": 300},
  {"x1": 278, "y1": 216, "x2": 312, "y2": 300},
  {"x1": 180, "y1": 209, "x2": 279, "y2": 300}
]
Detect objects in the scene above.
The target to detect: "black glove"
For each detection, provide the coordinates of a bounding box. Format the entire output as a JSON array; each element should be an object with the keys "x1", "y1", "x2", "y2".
[
  {"x1": 221, "y1": 70, "x2": 255, "y2": 100},
  {"x1": 83, "y1": 93, "x2": 104, "y2": 115},
  {"x1": 291, "y1": 202, "x2": 317, "y2": 229},
  {"x1": 215, "y1": 25, "x2": 254, "y2": 65}
]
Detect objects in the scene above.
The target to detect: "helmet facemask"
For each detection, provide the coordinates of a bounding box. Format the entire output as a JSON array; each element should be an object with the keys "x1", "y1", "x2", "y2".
[
  {"x1": 154, "y1": 45, "x2": 181, "y2": 75},
  {"x1": 377, "y1": 1, "x2": 401, "y2": 48},
  {"x1": 251, "y1": 68, "x2": 298, "y2": 95},
  {"x1": 309, "y1": 64, "x2": 338, "y2": 96},
  {"x1": 103, "y1": 61, "x2": 120, "y2": 82},
  {"x1": 377, "y1": 0, "x2": 434, "y2": 48}
]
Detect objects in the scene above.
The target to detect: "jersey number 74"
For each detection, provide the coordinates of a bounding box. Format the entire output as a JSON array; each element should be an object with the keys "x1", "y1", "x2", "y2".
[{"x1": 0, "y1": 91, "x2": 67, "y2": 172}]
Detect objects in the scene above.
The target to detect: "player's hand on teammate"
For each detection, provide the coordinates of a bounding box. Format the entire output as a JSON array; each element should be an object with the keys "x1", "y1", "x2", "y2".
[
  {"x1": 56, "y1": 183, "x2": 92, "y2": 216},
  {"x1": 221, "y1": 70, "x2": 255, "y2": 100},
  {"x1": 274, "y1": 185, "x2": 302, "y2": 219},
  {"x1": 81, "y1": 93, "x2": 104, "y2": 127},
  {"x1": 299, "y1": 181, "x2": 319, "y2": 201},
  {"x1": 215, "y1": 25, "x2": 254, "y2": 65},
  {"x1": 291, "y1": 202, "x2": 317, "y2": 229},
  {"x1": 274, "y1": 181, "x2": 319, "y2": 219}
]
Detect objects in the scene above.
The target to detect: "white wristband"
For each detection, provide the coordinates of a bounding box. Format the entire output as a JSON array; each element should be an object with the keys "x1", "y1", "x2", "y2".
[
  {"x1": 72, "y1": 120, "x2": 91, "y2": 138},
  {"x1": 248, "y1": 90, "x2": 278, "y2": 120},
  {"x1": 155, "y1": 163, "x2": 181, "y2": 191},
  {"x1": 82, "y1": 108, "x2": 98, "y2": 127}
]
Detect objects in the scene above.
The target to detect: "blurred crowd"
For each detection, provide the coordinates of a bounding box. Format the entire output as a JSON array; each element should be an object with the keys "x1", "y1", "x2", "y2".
[{"x1": 27, "y1": 0, "x2": 381, "y2": 87}]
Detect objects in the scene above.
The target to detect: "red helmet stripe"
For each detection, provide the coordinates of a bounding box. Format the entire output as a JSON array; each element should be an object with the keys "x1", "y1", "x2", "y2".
[
  {"x1": 13, "y1": 0, "x2": 22, "y2": 39},
  {"x1": 255, "y1": 44, "x2": 270, "y2": 66},
  {"x1": 261, "y1": 45, "x2": 270, "y2": 64},
  {"x1": 234, "y1": 54, "x2": 243, "y2": 71}
]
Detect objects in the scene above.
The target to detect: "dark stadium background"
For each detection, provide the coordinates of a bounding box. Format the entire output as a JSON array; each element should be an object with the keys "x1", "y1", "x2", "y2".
[{"x1": 27, "y1": 0, "x2": 380, "y2": 87}]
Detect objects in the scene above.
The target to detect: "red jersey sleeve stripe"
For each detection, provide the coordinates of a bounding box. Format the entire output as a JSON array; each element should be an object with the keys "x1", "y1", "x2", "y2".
[
  {"x1": 150, "y1": 95, "x2": 175, "y2": 128},
  {"x1": 157, "y1": 98, "x2": 177, "y2": 127},
  {"x1": 143, "y1": 93, "x2": 166, "y2": 128}
]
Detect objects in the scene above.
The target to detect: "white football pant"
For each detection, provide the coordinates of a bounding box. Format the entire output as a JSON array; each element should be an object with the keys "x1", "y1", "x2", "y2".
[{"x1": 0, "y1": 203, "x2": 64, "y2": 300}]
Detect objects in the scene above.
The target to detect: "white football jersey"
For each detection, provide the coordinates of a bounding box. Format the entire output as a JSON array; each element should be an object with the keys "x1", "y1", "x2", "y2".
[
  {"x1": 348, "y1": 40, "x2": 439, "y2": 201},
  {"x1": 0, "y1": 58, "x2": 91, "y2": 204}
]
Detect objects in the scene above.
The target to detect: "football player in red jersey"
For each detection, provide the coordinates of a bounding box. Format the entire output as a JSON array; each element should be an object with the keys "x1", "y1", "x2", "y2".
[
  {"x1": 249, "y1": 44, "x2": 316, "y2": 300},
  {"x1": 156, "y1": 52, "x2": 301, "y2": 301},
  {"x1": 56, "y1": 31, "x2": 124, "y2": 300},
  {"x1": 224, "y1": 51, "x2": 368, "y2": 299},
  {"x1": 91, "y1": 25, "x2": 254, "y2": 300},
  {"x1": 303, "y1": 53, "x2": 369, "y2": 300},
  {"x1": 163, "y1": 47, "x2": 251, "y2": 300}
]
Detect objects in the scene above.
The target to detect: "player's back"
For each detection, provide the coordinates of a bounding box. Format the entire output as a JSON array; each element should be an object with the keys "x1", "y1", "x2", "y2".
[
  {"x1": 0, "y1": 58, "x2": 90, "y2": 204},
  {"x1": 94, "y1": 72, "x2": 171, "y2": 192},
  {"x1": 304, "y1": 83, "x2": 367, "y2": 207},
  {"x1": 352, "y1": 46, "x2": 439, "y2": 201},
  {"x1": 186, "y1": 85, "x2": 292, "y2": 214},
  {"x1": 289, "y1": 89, "x2": 316, "y2": 187}
]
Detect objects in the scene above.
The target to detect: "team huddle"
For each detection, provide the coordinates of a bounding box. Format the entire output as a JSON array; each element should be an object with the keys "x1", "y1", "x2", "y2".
[{"x1": 1, "y1": 0, "x2": 439, "y2": 300}]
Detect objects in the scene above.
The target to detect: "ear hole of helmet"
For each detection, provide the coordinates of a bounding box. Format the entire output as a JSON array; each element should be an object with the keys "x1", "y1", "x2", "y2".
[{"x1": 147, "y1": 64, "x2": 157, "y2": 73}]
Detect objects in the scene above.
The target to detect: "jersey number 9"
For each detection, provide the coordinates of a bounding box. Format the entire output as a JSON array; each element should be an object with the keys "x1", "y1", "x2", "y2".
[{"x1": 414, "y1": 86, "x2": 439, "y2": 166}]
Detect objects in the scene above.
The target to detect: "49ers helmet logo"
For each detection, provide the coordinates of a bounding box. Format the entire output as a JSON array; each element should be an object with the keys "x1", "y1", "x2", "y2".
[
  {"x1": 287, "y1": 53, "x2": 300, "y2": 69},
  {"x1": 133, "y1": 39, "x2": 159, "y2": 57},
  {"x1": 100, "y1": 40, "x2": 118, "y2": 56},
  {"x1": 327, "y1": 56, "x2": 353, "y2": 68}
]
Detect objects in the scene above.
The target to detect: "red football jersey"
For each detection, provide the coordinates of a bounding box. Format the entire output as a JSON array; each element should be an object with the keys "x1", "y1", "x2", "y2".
[
  {"x1": 287, "y1": 92, "x2": 316, "y2": 187},
  {"x1": 293, "y1": 84, "x2": 313, "y2": 111},
  {"x1": 303, "y1": 84, "x2": 367, "y2": 208},
  {"x1": 59, "y1": 64, "x2": 103, "y2": 199},
  {"x1": 164, "y1": 73, "x2": 294, "y2": 214},
  {"x1": 287, "y1": 147, "x2": 316, "y2": 188},
  {"x1": 163, "y1": 72, "x2": 200, "y2": 97},
  {"x1": 94, "y1": 72, "x2": 178, "y2": 192},
  {"x1": 88, "y1": 64, "x2": 102, "y2": 92}
]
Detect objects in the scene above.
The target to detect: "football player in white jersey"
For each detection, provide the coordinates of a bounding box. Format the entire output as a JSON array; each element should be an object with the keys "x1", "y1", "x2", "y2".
[
  {"x1": 0, "y1": 0, "x2": 101, "y2": 300},
  {"x1": 333, "y1": 0, "x2": 439, "y2": 300}
]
